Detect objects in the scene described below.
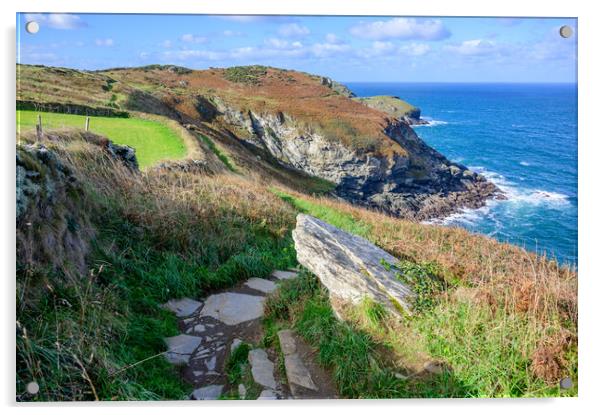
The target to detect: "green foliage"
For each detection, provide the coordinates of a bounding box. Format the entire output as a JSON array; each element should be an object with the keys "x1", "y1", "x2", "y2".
[
  {"x1": 264, "y1": 272, "x2": 475, "y2": 398},
  {"x1": 225, "y1": 343, "x2": 251, "y2": 384},
  {"x1": 198, "y1": 134, "x2": 237, "y2": 172},
  {"x1": 272, "y1": 190, "x2": 371, "y2": 237},
  {"x1": 17, "y1": 110, "x2": 186, "y2": 168},
  {"x1": 415, "y1": 299, "x2": 575, "y2": 397},
  {"x1": 223, "y1": 65, "x2": 268, "y2": 85},
  {"x1": 380, "y1": 259, "x2": 447, "y2": 312}
]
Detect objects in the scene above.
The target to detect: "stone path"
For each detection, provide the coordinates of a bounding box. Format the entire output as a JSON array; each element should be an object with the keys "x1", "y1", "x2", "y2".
[{"x1": 161, "y1": 269, "x2": 337, "y2": 400}]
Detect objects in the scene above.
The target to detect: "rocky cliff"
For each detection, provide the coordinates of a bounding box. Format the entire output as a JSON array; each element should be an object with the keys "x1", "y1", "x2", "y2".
[
  {"x1": 354, "y1": 95, "x2": 428, "y2": 125},
  {"x1": 212, "y1": 93, "x2": 498, "y2": 220},
  {"x1": 18, "y1": 64, "x2": 501, "y2": 220}
]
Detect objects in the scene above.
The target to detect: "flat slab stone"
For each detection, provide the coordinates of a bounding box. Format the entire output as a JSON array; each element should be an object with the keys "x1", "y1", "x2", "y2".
[
  {"x1": 258, "y1": 389, "x2": 278, "y2": 400},
  {"x1": 277, "y1": 330, "x2": 317, "y2": 391},
  {"x1": 191, "y1": 384, "x2": 224, "y2": 400},
  {"x1": 200, "y1": 292, "x2": 265, "y2": 325},
  {"x1": 164, "y1": 334, "x2": 202, "y2": 364},
  {"x1": 248, "y1": 349, "x2": 277, "y2": 389},
  {"x1": 244, "y1": 278, "x2": 278, "y2": 294},
  {"x1": 271, "y1": 270, "x2": 299, "y2": 281},
  {"x1": 162, "y1": 298, "x2": 202, "y2": 317}
]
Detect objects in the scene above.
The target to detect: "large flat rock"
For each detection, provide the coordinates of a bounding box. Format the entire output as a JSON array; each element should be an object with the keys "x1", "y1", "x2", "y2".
[
  {"x1": 199, "y1": 292, "x2": 265, "y2": 325},
  {"x1": 292, "y1": 214, "x2": 414, "y2": 314}
]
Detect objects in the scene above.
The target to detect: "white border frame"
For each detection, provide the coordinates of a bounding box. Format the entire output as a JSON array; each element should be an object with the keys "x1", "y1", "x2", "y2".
[{"x1": 2, "y1": 1, "x2": 600, "y2": 414}]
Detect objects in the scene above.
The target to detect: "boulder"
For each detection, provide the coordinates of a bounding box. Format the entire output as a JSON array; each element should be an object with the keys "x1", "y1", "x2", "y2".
[{"x1": 292, "y1": 214, "x2": 414, "y2": 314}]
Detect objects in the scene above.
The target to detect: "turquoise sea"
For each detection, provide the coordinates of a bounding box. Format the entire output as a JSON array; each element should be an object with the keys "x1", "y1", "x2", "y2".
[{"x1": 347, "y1": 83, "x2": 578, "y2": 265}]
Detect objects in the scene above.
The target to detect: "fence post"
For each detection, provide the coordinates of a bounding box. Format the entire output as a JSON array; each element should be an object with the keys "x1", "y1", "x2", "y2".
[
  {"x1": 85, "y1": 116, "x2": 90, "y2": 131},
  {"x1": 36, "y1": 114, "x2": 42, "y2": 140}
]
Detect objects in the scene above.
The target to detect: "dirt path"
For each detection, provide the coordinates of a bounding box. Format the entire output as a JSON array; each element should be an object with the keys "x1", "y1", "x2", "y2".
[{"x1": 162, "y1": 270, "x2": 337, "y2": 400}]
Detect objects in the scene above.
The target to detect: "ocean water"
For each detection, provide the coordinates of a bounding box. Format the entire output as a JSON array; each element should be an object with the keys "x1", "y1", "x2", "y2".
[{"x1": 347, "y1": 83, "x2": 578, "y2": 265}]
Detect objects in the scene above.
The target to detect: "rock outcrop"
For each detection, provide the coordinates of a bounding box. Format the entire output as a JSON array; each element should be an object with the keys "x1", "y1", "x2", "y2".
[
  {"x1": 215, "y1": 99, "x2": 499, "y2": 220},
  {"x1": 292, "y1": 214, "x2": 414, "y2": 315},
  {"x1": 16, "y1": 133, "x2": 140, "y2": 275},
  {"x1": 354, "y1": 95, "x2": 428, "y2": 125},
  {"x1": 16, "y1": 143, "x2": 93, "y2": 274}
]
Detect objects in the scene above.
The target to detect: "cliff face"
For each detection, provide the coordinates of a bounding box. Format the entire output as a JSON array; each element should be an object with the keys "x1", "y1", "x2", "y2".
[
  {"x1": 214, "y1": 98, "x2": 498, "y2": 220},
  {"x1": 18, "y1": 64, "x2": 501, "y2": 220}
]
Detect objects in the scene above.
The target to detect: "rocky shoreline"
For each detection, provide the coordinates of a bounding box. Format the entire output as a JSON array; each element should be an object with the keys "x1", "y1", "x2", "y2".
[{"x1": 215, "y1": 100, "x2": 502, "y2": 222}]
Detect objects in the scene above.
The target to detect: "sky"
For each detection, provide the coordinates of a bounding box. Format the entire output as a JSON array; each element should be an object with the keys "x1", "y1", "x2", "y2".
[{"x1": 17, "y1": 13, "x2": 577, "y2": 83}]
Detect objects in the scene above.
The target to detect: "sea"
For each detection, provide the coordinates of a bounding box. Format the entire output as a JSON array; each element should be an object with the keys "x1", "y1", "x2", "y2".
[{"x1": 347, "y1": 83, "x2": 578, "y2": 265}]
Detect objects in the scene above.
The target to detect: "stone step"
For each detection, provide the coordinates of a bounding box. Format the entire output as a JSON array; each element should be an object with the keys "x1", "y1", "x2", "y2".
[
  {"x1": 248, "y1": 348, "x2": 277, "y2": 390},
  {"x1": 164, "y1": 334, "x2": 203, "y2": 365},
  {"x1": 244, "y1": 277, "x2": 278, "y2": 294},
  {"x1": 271, "y1": 270, "x2": 300, "y2": 281},
  {"x1": 277, "y1": 329, "x2": 338, "y2": 399},
  {"x1": 162, "y1": 298, "x2": 203, "y2": 317},
  {"x1": 190, "y1": 384, "x2": 224, "y2": 400}
]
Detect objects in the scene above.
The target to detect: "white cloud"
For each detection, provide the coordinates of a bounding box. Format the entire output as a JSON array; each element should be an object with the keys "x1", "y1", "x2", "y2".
[
  {"x1": 24, "y1": 13, "x2": 86, "y2": 30},
  {"x1": 311, "y1": 41, "x2": 350, "y2": 58},
  {"x1": 95, "y1": 38, "x2": 114, "y2": 47},
  {"x1": 278, "y1": 23, "x2": 310, "y2": 37},
  {"x1": 399, "y1": 43, "x2": 431, "y2": 56},
  {"x1": 159, "y1": 40, "x2": 172, "y2": 48},
  {"x1": 181, "y1": 34, "x2": 207, "y2": 44},
  {"x1": 222, "y1": 30, "x2": 243, "y2": 37},
  {"x1": 163, "y1": 49, "x2": 226, "y2": 61},
  {"x1": 350, "y1": 18, "x2": 450, "y2": 40},
  {"x1": 264, "y1": 38, "x2": 304, "y2": 49},
  {"x1": 325, "y1": 33, "x2": 343, "y2": 44},
  {"x1": 444, "y1": 39, "x2": 498, "y2": 56}
]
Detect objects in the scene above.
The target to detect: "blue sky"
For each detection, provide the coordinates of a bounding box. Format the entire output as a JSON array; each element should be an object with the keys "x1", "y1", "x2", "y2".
[{"x1": 17, "y1": 13, "x2": 577, "y2": 82}]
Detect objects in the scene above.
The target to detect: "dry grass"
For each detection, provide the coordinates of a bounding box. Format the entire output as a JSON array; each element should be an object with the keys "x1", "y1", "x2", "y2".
[
  {"x1": 100, "y1": 66, "x2": 406, "y2": 157},
  {"x1": 274, "y1": 187, "x2": 577, "y2": 388},
  {"x1": 16, "y1": 132, "x2": 298, "y2": 400}
]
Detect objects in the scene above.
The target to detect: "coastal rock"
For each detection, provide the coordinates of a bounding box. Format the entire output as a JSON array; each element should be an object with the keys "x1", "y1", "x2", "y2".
[
  {"x1": 215, "y1": 100, "x2": 499, "y2": 221},
  {"x1": 292, "y1": 214, "x2": 414, "y2": 314}
]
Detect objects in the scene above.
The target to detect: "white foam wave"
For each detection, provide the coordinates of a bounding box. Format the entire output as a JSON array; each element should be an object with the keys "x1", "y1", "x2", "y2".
[
  {"x1": 469, "y1": 166, "x2": 571, "y2": 207},
  {"x1": 414, "y1": 117, "x2": 448, "y2": 127},
  {"x1": 424, "y1": 167, "x2": 571, "y2": 227},
  {"x1": 519, "y1": 161, "x2": 530, "y2": 166}
]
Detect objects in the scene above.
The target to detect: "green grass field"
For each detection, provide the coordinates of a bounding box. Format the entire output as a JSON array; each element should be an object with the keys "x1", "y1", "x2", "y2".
[{"x1": 17, "y1": 110, "x2": 187, "y2": 168}]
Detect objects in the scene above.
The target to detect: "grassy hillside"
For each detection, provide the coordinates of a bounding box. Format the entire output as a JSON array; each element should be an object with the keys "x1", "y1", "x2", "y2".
[
  {"x1": 269, "y1": 188, "x2": 577, "y2": 397},
  {"x1": 17, "y1": 64, "x2": 409, "y2": 158},
  {"x1": 17, "y1": 110, "x2": 187, "y2": 168},
  {"x1": 15, "y1": 63, "x2": 577, "y2": 400},
  {"x1": 16, "y1": 132, "x2": 297, "y2": 400},
  {"x1": 354, "y1": 95, "x2": 421, "y2": 119},
  {"x1": 16, "y1": 129, "x2": 576, "y2": 400}
]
